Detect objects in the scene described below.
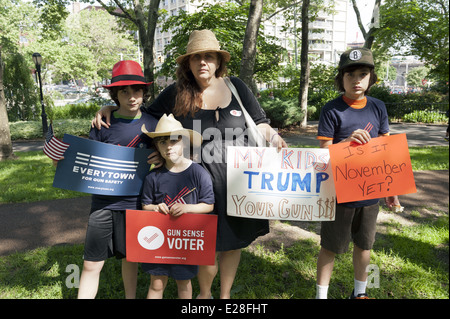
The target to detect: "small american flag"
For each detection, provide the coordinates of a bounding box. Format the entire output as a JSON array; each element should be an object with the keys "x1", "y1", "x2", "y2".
[
  {"x1": 166, "y1": 187, "x2": 196, "y2": 208},
  {"x1": 43, "y1": 124, "x2": 70, "y2": 161}
]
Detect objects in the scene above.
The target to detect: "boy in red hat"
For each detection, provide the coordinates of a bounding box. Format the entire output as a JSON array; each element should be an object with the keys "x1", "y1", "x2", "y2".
[{"x1": 77, "y1": 60, "x2": 158, "y2": 298}]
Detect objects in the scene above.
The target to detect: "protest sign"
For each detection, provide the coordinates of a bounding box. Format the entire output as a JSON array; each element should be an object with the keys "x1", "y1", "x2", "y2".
[
  {"x1": 226, "y1": 146, "x2": 336, "y2": 221},
  {"x1": 126, "y1": 210, "x2": 218, "y2": 265},
  {"x1": 328, "y1": 133, "x2": 416, "y2": 203},
  {"x1": 53, "y1": 134, "x2": 153, "y2": 196}
]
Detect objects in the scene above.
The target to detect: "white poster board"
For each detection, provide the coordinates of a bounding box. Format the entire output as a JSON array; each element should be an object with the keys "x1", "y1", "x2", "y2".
[{"x1": 227, "y1": 146, "x2": 336, "y2": 221}]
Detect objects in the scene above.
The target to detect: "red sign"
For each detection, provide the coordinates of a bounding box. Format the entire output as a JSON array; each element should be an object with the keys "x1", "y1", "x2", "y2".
[
  {"x1": 126, "y1": 210, "x2": 218, "y2": 265},
  {"x1": 328, "y1": 134, "x2": 416, "y2": 203}
]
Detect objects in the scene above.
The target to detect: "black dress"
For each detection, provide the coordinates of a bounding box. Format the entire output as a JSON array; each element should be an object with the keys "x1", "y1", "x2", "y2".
[{"x1": 144, "y1": 77, "x2": 270, "y2": 251}]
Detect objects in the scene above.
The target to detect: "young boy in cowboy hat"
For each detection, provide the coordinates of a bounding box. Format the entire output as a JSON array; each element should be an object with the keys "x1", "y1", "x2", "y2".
[
  {"x1": 140, "y1": 114, "x2": 215, "y2": 299},
  {"x1": 315, "y1": 48, "x2": 400, "y2": 299},
  {"x1": 77, "y1": 60, "x2": 159, "y2": 299}
]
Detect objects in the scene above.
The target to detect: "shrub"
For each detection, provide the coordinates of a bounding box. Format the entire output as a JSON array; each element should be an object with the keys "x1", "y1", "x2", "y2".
[
  {"x1": 46, "y1": 100, "x2": 105, "y2": 121},
  {"x1": 308, "y1": 88, "x2": 340, "y2": 120},
  {"x1": 368, "y1": 85, "x2": 449, "y2": 120},
  {"x1": 260, "y1": 97, "x2": 304, "y2": 128},
  {"x1": 402, "y1": 110, "x2": 448, "y2": 123},
  {"x1": 9, "y1": 119, "x2": 91, "y2": 140}
]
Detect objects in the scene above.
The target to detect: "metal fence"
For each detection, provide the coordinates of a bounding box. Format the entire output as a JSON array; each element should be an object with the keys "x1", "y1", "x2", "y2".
[{"x1": 385, "y1": 102, "x2": 449, "y2": 118}]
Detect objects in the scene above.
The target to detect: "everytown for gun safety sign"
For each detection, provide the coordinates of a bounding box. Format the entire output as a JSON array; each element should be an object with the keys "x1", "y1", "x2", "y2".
[
  {"x1": 226, "y1": 146, "x2": 336, "y2": 221},
  {"x1": 53, "y1": 134, "x2": 153, "y2": 196}
]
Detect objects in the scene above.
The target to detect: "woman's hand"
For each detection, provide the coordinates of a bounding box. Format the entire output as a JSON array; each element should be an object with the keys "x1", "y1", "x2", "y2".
[
  {"x1": 91, "y1": 105, "x2": 116, "y2": 130},
  {"x1": 270, "y1": 133, "x2": 288, "y2": 152},
  {"x1": 257, "y1": 123, "x2": 288, "y2": 152}
]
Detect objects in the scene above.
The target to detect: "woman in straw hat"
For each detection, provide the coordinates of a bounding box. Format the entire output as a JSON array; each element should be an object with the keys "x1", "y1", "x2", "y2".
[{"x1": 93, "y1": 29, "x2": 287, "y2": 299}]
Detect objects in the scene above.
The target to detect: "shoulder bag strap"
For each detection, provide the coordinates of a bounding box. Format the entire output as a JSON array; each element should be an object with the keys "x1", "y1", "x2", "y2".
[{"x1": 223, "y1": 77, "x2": 267, "y2": 147}]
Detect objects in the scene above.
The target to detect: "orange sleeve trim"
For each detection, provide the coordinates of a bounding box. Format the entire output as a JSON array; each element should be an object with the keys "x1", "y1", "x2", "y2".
[{"x1": 317, "y1": 136, "x2": 334, "y2": 141}]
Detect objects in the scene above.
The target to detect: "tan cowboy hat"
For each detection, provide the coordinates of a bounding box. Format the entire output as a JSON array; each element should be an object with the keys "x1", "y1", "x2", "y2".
[
  {"x1": 141, "y1": 114, "x2": 203, "y2": 147},
  {"x1": 175, "y1": 29, "x2": 231, "y2": 64}
]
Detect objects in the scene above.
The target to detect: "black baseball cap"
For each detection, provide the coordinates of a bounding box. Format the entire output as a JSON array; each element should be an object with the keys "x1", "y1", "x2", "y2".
[{"x1": 339, "y1": 48, "x2": 374, "y2": 70}]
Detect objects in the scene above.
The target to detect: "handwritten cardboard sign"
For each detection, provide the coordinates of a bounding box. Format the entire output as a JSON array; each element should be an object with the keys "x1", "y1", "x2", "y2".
[
  {"x1": 226, "y1": 146, "x2": 336, "y2": 221},
  {"x1": 126, "y1": 210, "x2": 218, "y2": 265},
  {"x1": 328, "y1": 134, "x2": 416, "y2": 203},
  {"x1": 53, "y1": 134, "x2": 153, "y2": 196}
]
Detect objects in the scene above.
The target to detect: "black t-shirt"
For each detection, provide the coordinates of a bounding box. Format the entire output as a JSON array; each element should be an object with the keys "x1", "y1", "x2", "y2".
[{"x1": 141, "y1": 76, "x2": 270, "y2": 251}]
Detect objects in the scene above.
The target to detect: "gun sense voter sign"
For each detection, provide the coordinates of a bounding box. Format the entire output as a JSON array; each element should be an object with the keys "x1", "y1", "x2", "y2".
[{"x1": 126, "y1": 210, "x2": 218, "y2": 265}]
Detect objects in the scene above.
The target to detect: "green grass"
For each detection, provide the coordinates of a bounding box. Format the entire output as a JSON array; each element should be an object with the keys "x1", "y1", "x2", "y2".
[
  {"x1": 9, "y1": 119, "x2": 91, "y2": 140},
  {"x1": 0, "y1": 151, "x2": 87, "y2": 203},
  {"x1": 409, "y1": 146, "x2": 449, "y2": 170},
  {"x1": 1, "y1": 146, "x2": 447, "y2": 204},
  {"x1": 370, "y1": 214, "x2": 449, "y2": 299},
  {"x1": 0, "y1": 210, "x2": 447, "y2": 299},
  {"x1": 0, "y1": 146, "x2": 448, "y2": 299}
]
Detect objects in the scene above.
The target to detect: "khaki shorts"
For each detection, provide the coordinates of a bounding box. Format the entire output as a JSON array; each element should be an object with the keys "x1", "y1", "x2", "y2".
[{"x1": 320, "y1": 203, "x2": 379, "y2": 254}]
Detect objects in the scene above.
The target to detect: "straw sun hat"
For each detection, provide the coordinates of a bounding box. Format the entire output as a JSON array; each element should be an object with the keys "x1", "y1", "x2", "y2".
[
  {"x1": 175, "y1": 29, "x2": 231, "y2": 64},
  {"x1": 142, "y1": 114, "x2": 203, "y2": 148}
]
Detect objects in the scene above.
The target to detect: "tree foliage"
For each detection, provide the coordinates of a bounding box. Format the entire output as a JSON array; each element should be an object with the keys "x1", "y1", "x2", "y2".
[
  {"x1": 62, "y1": 8, "x2": 136, "y2": 84},
  {"x1": 35, "y1": 0, "x2": 161, "y2": 99},
  {"x1": 1, "y1": 0, "x2": 40, "y2": 121},
  {"x1": 378, "y1": 0, "x2": 449, "y2": 82},
  {"x1": 159, "y1": 1, "x2": 284, "y2": 83},
  {"x1": 353, "y1": 0, "x2": 449, "y2": 83}
]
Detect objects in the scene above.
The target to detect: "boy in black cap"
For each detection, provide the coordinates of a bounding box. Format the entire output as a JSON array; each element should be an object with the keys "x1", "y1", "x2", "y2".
[{"x1": 315, "y1": 48, "x2": 401, "y2": 299}]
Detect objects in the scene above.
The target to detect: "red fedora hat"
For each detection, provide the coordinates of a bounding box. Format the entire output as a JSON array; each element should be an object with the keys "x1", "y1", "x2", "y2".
[{"x1": 103, "y1": 60, "x2": 152, "y2": 88}]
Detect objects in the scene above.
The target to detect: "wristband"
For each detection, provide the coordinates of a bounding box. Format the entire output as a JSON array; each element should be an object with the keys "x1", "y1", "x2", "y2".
[{"x1": 270, "y1": 133, "x2": 279, "y2": 143}]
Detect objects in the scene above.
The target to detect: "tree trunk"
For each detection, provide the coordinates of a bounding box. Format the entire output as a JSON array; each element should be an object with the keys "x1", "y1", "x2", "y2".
[
  {"x1": 298, "y1": 0, "x2": 310, "y2": 128},
  {"x1": 351, "y1": 0, "x2": 381, "y2": 49},
  {"x1": 239, "y1": 0, "x2": 263, "y2": 94},
  {"x1": 100, "y1": 0, "x2": 161, "y2": 101},
  {"x1": 134, "y1": 0, "x2": 160, "y2": 102},
  {"x1": 0, "y1": 49, "x2": 16, "y2": 161}
]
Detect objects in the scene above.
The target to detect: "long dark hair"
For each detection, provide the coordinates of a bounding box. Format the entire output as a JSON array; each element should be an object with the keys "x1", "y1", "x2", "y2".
[{"x1": 173, "y1": 53, "x2": 228, "y2": 117}]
